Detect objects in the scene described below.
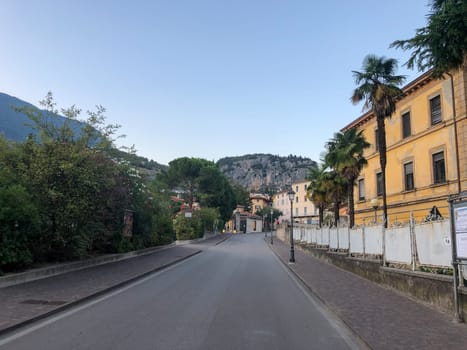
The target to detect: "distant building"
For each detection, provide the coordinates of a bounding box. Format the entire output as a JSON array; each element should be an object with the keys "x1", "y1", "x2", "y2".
[
  {"x1": 273, "y1": 180, "x2": 319, "y2": 224},
  {"x1": 249, "y1": 193, "x2": 270, "y2": 213},
  {"x1": 225, "y1": 205, "x2": 263, "y2": 233}
]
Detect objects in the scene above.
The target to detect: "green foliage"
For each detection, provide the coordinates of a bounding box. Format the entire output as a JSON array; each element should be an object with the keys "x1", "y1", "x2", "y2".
[
  {"x1": 174, "y1": 215, "x2": 197, "y2": 240},
  {"x1": 324, "y1": 129, "x2": 370, "y2": 227},
  {"x1": 162, "y1": 157, "x2": 237, "y2": 222},
  {"x1": 0, "y1": 93, "x2": 175, "y2": 271},
  {"x1": 0, "y1": 182, "x2": 38, "y2": 271},
  {"x1": 255, "y1": 207, "x2": 282, "y2": 230},
  {"x1": 232, "y1": 183, "x2": 250, "y2": 208},
  {"x1": 390, "y1": 0, "x2": 467, "y2": 78},
  {"x1": 173, "y1": 208, "x2": 222, "y2": 241}
]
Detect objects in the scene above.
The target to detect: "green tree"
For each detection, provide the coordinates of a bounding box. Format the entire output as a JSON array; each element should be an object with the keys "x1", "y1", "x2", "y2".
[
  {"x1": 197, "y1": 166, "x2": 236, "y2": 222},
  {"x1": 164, "y1": 157, "x2": 237, "y2": 222},
  {"x1": 255, "y1": 207, "x2": 282, "y2": 231},
  {"x1": 325, "y1": 129, "x2": 370, "y2": 227},
  {"x1": 165, "y1": 157, "x2": 212, "y2": 208},
  {"x1": 351, "y1": 55, "x2": 406, "y2": 227},
  {"x1": 390, "y1": 0, "x2": 467, "y2": 78},
  {"x1": 232, "y1": 183, "x2": 250, "y2": 208}
]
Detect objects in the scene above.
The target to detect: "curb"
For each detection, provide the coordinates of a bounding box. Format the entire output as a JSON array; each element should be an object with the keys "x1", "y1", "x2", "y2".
[
  {"x1": 0, "y1": 250, "x2": 201, "y2": 337},
  {"x1": 266, "y1": 240, "x2": 373, "y2": 350},
  {"x1": 215, "y1": 234, "x2": 232, "y2": 245}
]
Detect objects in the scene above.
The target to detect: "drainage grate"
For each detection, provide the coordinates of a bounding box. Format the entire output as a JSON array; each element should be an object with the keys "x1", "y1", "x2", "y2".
[{"x1": 21, "y1": 299, "x2": 67, "y2": 306}]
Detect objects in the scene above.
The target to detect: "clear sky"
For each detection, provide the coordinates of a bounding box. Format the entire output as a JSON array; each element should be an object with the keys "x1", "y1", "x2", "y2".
[{"x1": 0, "y1": 0, "x2": 429, "y2": 165}]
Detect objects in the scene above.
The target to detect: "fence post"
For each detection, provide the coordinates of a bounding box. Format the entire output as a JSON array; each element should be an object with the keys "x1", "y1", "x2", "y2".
[
  {"x1": 382, "y1": 220, "x2": 386, "y2": 266},
  {"x1": 348, "y1": 224, "x2": 352, "y2": 257},
  {"x1": 362, "y1": 222, "x2": 366, "y2": 259},
  {"x1": 337, "y1": 225, "x2": 340, "y2": 250},
  {"x1": 410, "y1": 212, "x2": 416, "y2": 271}
]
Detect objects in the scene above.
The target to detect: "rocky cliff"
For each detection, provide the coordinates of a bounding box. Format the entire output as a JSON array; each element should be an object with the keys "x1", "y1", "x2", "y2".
[{"x1": 217, "y1": 154, "x2": 316, "y2": 193}]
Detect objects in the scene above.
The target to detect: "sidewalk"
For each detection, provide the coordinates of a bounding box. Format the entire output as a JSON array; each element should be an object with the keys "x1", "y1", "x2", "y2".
[
  {"x1": 0, "y1": 234, "x2": 229, "y2": 335},
  {"x1": 269, "y1": 237, "x2": 467, "y2": 350}
]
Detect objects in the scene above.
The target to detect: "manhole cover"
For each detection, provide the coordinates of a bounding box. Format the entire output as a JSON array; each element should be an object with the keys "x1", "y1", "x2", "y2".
[{"x1": 21, "y1": 299, "x2": 67, "y2": 306}]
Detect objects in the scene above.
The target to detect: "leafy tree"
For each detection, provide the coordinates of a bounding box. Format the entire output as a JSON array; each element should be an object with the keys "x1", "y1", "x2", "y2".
[
  {"x1": 164, "y1": 157, "x2": 212, "y2": 208},
  {"x1": 232, "y1": 183, "x2": 250, "y2": 208},
  {"x1": 351, "y1": 55, "x2": 406, "y2": 227},
  {"x1": 163, "y1": 157, "x2": 237, "y2": 222},
  {"x1": 325, "y1": 129, "x2": 370, "y2": 227},
  {"x1": 255, "y1": 207, "x2": 282, "y2": 230},
  {"x1": 390, "y1": 0, "x2": 467, "y2": 78},
  {"x1": 0, "y1": 92, "x2": 173, "y2": 270},
  {"x1": 197, "y1": 166, "x2": 236, "y2": 221}
]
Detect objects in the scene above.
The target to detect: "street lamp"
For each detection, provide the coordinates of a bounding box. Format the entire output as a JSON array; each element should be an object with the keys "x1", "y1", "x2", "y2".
[
  {"x1": 371, "y1": 198, "x2": 379, "y2": 224},
  {"x1": 270, "y1": 208, "x2": 274, "y2": 245},
  {"x1": 288, "y1": 189, "x2": 296, "y2": 263}
]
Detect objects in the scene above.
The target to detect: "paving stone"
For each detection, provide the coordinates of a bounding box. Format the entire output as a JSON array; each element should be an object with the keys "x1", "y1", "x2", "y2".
[{"x1": 270, "y1": 238, "x2": 467, "y2": 350}]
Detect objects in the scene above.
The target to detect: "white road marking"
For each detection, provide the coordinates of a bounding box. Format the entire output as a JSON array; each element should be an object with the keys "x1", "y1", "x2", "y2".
[{"x1": 0, "y1": 254, "x2": 199, "y2": 346}]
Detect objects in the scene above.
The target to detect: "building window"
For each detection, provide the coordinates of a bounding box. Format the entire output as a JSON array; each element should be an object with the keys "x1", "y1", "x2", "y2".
[
  {"x1": 430, "y1": 95, "x2": 441, "y2": 125},
  {"x1": 304, "y1": 207, "x2": 307, "y2": 215},
  {"x1": 432, "y1": 151, "x2": 446, "y2": 184},
  {"x1": 358, "y1": 179, "x2": 365, "y2": 200},
  {"x1": 304, "y1": 184, "x2": 307, "y2": 191},
  {"x1": 375, "y1": 129, "x2": 379, "y2": 151},
  {"x1": 404, "y1": 162, "x2": 414, "y2": 191},
  {"x1": 304, "y1": 196, "x2": 307, "y2": 202},
  {"x1": 376, "y1": 172, "x2": 383, "y2": 196},
  {"x1": 295, "y1": 208, "x2": 299, "y2": 216},
  {"x1": 402, "y1": 111, "x2": 411, "y2": 138},
  {"x1": 295, "y1": 185, "x2": 298, "y2": 192},
  {"x1": 295, "y1": 196, "x2": 299, "y2": 203}
]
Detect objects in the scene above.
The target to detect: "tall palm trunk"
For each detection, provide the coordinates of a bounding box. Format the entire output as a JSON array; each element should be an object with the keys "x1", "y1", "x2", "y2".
[
  {"x1": 376, "y1": 115, "x2": 388, "y2": 228},
  {"x1": 319, "y1": 204, "x2": 324, "y2": 228},
  {"x1": 333, "y1": 200, "x2": 339, "y2": 227},
  {"x1": 348, "y1": 176, "x2": 355, "y2": 228}
]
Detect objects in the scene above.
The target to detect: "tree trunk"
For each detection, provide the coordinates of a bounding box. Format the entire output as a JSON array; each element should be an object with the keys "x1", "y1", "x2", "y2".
[
  {"x1": 348, "y1": 177, "x2": 355, "y2": 228},
  {"x1": 319, "y1": 204, "x2": 324, "y2": 228},
  {"x1": 334, "y1": 200, "x2": 339, "y2": 227},
  {"x1": 377, "y1": 115, "x2": 388, "y2": 228}
]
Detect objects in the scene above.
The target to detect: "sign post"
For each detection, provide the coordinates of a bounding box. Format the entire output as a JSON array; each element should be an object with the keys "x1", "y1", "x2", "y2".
[{"x1": 448, "y1": 193, "x2": 467, "y2": 322}]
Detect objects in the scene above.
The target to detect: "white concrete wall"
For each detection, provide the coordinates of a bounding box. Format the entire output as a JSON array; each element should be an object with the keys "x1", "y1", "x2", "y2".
[
  {"x1": 350, "y1": 227, "x2": 364, "y2": 254},
  {"x1": 338, "y1": 228, "x2": 349, "y2": 250},
  {"x1": 364, "y1": 225, "x2": 383, "y2": 255},
  {"x1": 383, "y1": 226, "x2": 412, "y2": 264},
  {"x1": 415, "y1": 221, "x2": 451, "y2": 267}
]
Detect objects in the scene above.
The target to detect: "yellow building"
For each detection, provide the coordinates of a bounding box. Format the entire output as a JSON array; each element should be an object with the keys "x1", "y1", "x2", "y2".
[
  {"x1": 249, "y1": 193, "x2": 270, "y2": 213},
  {"x1": 343, "y1": 66, "x2": 467, "y2": 225}
]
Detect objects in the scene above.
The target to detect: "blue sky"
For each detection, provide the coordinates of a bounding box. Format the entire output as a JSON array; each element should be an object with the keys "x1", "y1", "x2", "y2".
[{"x1": 0, "y1": 0, "x2": 429, "y2": 165}]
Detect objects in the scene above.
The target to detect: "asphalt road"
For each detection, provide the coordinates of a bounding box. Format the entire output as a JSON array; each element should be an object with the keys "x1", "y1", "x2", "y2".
[{"x1": 0, "y1": 234, "x2": 363, "y2": 350}]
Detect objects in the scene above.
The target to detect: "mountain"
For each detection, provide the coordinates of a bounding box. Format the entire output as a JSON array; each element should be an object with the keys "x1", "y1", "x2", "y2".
[
  {"x1": 0, "y1": 92, "x2": 166, "y2": 175},
  {"x1": 0, "y1": 92, "x2": 86, "y2": 142},
  {"x1": 217, "y1": 154, "x2": 317, "y2": 193}
]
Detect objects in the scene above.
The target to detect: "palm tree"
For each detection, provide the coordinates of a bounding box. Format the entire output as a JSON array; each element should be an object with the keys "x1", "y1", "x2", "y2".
[
  {"x1": 307, "y1": 164, "x2": 329, "y2": 227},
  {"x1": 324, "y1": 169, "x2": 346, "y2": 227},
  {"x1": 325, "y1": 129, "x2": 370, "y2": 228},
  {"x1": 351, "y1": 55, "x2": 406, "y2": 228}
]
